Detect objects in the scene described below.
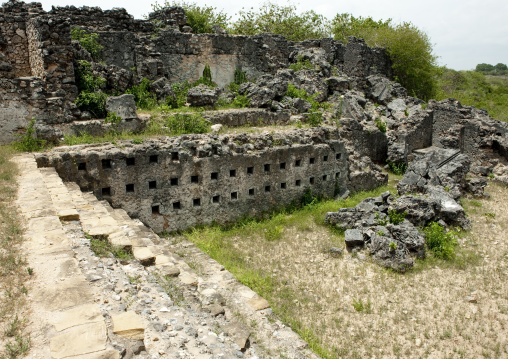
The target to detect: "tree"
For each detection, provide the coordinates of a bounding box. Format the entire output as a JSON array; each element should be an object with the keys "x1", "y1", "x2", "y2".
[
  {"x1": 229, "y1": 2, "x2": 330, "y2": 41},
  {"x1": 475, "y1": 63, "x2": 495, "y2": 73},
  {"x1": 330, "y1": 14, "x2": 438, "y2": 101},
  {"x1": 151, "y1": 1, "x2": 230, "y2": 34}
]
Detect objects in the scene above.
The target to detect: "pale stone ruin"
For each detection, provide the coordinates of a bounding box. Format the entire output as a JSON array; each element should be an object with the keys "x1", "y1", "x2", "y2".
[{"x1": 3, "y1": 0, "x2": 508, "y2": 357}]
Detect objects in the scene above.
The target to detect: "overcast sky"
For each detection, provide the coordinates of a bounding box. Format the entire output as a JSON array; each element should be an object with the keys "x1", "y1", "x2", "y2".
[{"x1": 28, "y1": 0, "x2": 508, "y2": 70}]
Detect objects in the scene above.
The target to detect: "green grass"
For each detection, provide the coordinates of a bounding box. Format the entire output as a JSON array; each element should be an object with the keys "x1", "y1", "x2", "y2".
[
  {"x1": 87, "y1": 234, "x2": 134, "y2": 260},
  {"x1": 0, "y1": 146, "x2": 31, "y2": 359},
  {"x1": 177, "y1": 185, "x2": 393, "y2": 358}
]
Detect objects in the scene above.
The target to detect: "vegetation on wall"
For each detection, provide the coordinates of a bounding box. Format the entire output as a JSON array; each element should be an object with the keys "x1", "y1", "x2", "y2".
[
  {"x1": 151, "y1": 0, "x2": 230, "y2": 33},
  {"x1": 71, "y1": 28, "x2": 103, "y2": 61},
  {"x1": 229, "y1": 3, "x2": 328, "y2": 41},
  {"x1": 330, "y1": 14, "x2": 438, "y2": 101},
  {"x1": 74, "y1": 60, "x2": 108, "y2": 118}
]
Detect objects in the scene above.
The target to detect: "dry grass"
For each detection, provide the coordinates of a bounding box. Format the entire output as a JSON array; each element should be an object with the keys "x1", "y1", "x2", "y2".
[
  {"x1": 0, "y1": 147, "x2": 30, "y2": 359},
  {"x1": 181, "y1": 180, "x2": 508, "y2": 358}
]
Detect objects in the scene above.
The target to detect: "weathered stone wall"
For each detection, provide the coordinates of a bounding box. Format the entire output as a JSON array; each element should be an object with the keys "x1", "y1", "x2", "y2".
[
  {"x1": 26, "y1": 15, "x2": 77, "y2": 98},
  {"x1": 0, "y1": 76, "x2": 45, "y2": 143},
  {"x1": 430, "y1": 99, "x2": 508, "y2": 156},
  {"x1": 0, "y1": 0, "x2": 44, "y2": 77},
  {"x1": 35, "y1": 128, "x2": 349, "y2": 232}
]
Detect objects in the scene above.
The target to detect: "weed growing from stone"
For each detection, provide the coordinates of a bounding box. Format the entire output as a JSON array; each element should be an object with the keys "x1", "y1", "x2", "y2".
[
  {"x1": 375, "y1": 118, "x2": 387, "y2": 132},
  {"x1": 88, "y1": 234, "x2": 134, "y2": 260},
  {"x1": 13, "y1": 119, "x2": 46, "y2": 152},
  {"x1": 289, "y1": 55, "x2": 314, "y2": 72}
]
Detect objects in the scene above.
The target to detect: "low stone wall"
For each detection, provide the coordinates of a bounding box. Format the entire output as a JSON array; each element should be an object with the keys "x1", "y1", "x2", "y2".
[
  {"x1": 36, "y1": 128, "x2": 349, "y2": 232},
  {"x1": 202, "y1": 108, "x2": 290, "y2": 127}
]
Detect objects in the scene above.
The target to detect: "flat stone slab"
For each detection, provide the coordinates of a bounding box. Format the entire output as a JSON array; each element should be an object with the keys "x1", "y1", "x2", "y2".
[
  {"x1": 112, "y1": 311, "x2": 145, "y2": 340},
  {"x1": 50, "y1": 321, "x2": 107, "y2": 359},
  {"x1": 247, "y1": 296, "x2": 271, "y2": 311},
  {"x1": 36, "y1": 277, "x2": 94, "y2": 311},
  {"x1": 25, "y1": 229, "x2": 69, "y2": 251},
  {"x1": 27, "y1": 216, "x2": 62, "y2": 233},
  {"x1": 51, "y1": 304, "x2": 103, "y2": 332}
]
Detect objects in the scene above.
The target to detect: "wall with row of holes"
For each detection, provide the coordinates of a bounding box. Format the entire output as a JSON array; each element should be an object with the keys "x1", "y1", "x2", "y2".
[{"x1": 36, "y1": 128, "x2": 348, "y2": 232}]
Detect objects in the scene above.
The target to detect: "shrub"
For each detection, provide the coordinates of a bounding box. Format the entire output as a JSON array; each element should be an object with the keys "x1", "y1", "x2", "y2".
[
  {"x1": 170, "y1": 81, "x2": 193, "y2": 108},
  {"x1": 75, "y1": 91, "x2": 108, "y2": 118},
  {"x1": 13, "y1": 119, "x2": 46, "y2": 152},
  {"x1": 388, "y1": 209, "x2": 407, "y2": 225},
  {"x1": 265, "y1": 225, "x2": 283, "y2": 241},
  {"x1": 289, "y1": 55, "x2": 314, "y2": 72},
  {"x1": 234, "y1": 67, "x2": 248, "y2": 85},
  {"x1": 74, "y1": 60, "x2": 107, "y2": 118},
  {"x1": 126, "y1": 78, "x2": 158, "y2": 110},
  {"x1": 306, "y1": 112, "x2": 323, "y2": 127},
  {"x1": 71, "y1": 28, "x2": 103, "y2": 61},
  {"x1": 152, "y1": 1, "x2": 230, "y2": 33},
  {"x1": 330, "y1": 14, "x2": 437, "y2": 101},
  {"x1": 230, "y1": 2, "x2": 329, "y2": 41},
  {"x1": 231, "y1": 95, "x2": 250, "y2": 108},
  {"x1": 423, "y1": 222, "x2": 457, "y2": 260},
  {"x1": 105, "y1": 112, "x2": 122, "y2": 125},
  {"x1": 165, "y1": 113, "x2": 211, "y2": 135},
  {"x1": 387, "y1": 160, "x2": 407, "y2": 175}
]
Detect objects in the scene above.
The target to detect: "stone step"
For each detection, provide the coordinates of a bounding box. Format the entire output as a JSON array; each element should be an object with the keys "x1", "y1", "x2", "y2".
[{"x1": 13, "y1": 154, "x2": 115, "y2": 359}]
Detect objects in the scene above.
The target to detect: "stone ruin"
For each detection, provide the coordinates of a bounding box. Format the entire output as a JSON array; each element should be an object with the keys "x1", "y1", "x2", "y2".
[{"x1": 2, "y1": 0, "x2": 508, "y2": 264}]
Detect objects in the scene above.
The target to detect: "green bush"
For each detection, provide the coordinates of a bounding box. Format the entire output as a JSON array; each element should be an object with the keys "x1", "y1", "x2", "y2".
[
  {"x1": 165, "y1": 113, "x2": 211, "y2": 135},
  {"x1": 105, "y1": 112, "x2": 122, "y2": 125},
  {"x1": 234, "y1": 67, "x2": 248, "y2": 85},
  {"x1": 423, "y1": 222, "x2": 457, "y2": 260},
  {"x1": 74, "y1": 60, "x2": 105, "y2": 93},
  {"x1": 126, "y1": 78, "x2": 158, "y2": 110},
  {"x1": 152, "y1": 1, "x2": 230, "y2": 33},
  {"x1": 74, "y1": 60, "x2": 107, "y2": 118},
  {"x1": 169, "y1": 81, "x2": 193, "y2": 108},
  {"x1": 388, "y1": 209, "x2": 407, "y2": 225},
  {"x1": 306, "y1": 112, "x2": 323, "y2": 127},
  {"x1": 230, "y1": 2, "x2": 329, "y2": 41},
  {"x1": 231, "y1": 95, "x2": 250, "y2": 108},
  {"x1": 13, "y1": 119, "x2": 46, "y2": 152},
  {"x1": 330, "y1": 14, "x2": 438, "y2": 101},
  {"x1": 289, "y1": 55, "x2": 314, "y2": 72},
  {"x1": 75, "y1": 91, "x2": 108, "y2": 118},
  {"x1": 71, "y1": 28, "x2": 103, "y2": 61},
  {"x1": 387, "y1": 160, "x2": 407, "y2": 175}
]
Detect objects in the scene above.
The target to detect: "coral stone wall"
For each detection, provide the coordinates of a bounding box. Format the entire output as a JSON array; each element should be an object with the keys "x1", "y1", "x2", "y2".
[{"x1": 36, "y1": 128, "x2": 349, "y2": 233}]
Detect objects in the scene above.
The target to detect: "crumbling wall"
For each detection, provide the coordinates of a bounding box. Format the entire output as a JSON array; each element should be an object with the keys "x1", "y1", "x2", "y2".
[
  {"x1": 0, "y1": 77, "x2": 45, "y2": 143},
  {"x1": 0, "y1": 0, "x2": 44, "y2": 77},
  {"x1": 36, "y1": 128, "x2": 349, "y2": 232}
]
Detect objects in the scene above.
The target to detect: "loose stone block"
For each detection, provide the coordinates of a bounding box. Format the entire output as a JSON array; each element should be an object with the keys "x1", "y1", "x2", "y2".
[{"x1": 112, "y1": 311, "x2": 145, "y2": 340}]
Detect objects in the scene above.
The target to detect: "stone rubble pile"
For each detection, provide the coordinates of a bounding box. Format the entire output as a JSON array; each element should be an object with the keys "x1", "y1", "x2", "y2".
[{"x1": 325, "y1": 148, "x2": 486, "y2": 272}]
